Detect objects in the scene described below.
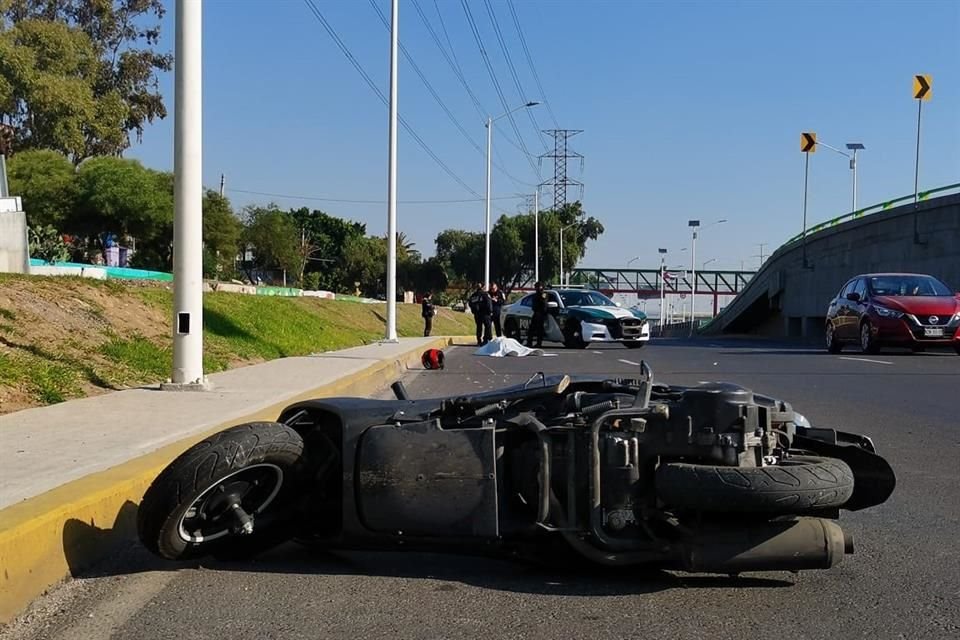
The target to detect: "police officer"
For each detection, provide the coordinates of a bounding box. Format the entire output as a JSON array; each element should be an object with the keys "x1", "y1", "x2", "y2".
[
  {"x1": 421, "y1": 291, "x2": 435, "y2": 337},
  {"x1": 489, "y1": 283, "x2": 506, "y2": 338},
  {"x1": 528, "y1": 281, "x2": 548, "y2": 348},
  {"x1": 468, "y1": 282, "x2": 493, "y2": 345}
]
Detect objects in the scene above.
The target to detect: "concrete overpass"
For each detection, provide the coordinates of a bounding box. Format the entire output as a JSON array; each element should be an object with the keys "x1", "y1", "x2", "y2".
[{"x1": 702, "y1": 185, "x2": 960, "y2": 338}]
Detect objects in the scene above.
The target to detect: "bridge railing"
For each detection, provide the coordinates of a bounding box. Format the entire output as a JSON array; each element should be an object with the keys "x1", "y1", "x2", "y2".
[
  {"x1": 697, "y1": 183, "x2": 960, "y2": 335},
  {"x1": 782, "y1": 182, "x2": 960, "y2": 247}
]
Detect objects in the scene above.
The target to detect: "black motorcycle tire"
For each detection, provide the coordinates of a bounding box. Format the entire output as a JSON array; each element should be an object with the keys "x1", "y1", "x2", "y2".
[
  {"x1": 137, "y1": 422, "x2": 306, "y2": 561},
  {"x1": 656, "y1": 456, "x2": 854, "y2": 513}
]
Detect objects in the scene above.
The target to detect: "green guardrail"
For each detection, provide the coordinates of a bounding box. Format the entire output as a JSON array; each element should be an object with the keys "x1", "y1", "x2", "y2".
[{"x1": 783, "y1": 182, "x2": 960, "y2": 247}]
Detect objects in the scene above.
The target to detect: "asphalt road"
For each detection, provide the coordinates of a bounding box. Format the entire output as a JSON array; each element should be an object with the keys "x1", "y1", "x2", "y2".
[{"x1": 4, "y1": 338, "x2": 958, "y2": 640}]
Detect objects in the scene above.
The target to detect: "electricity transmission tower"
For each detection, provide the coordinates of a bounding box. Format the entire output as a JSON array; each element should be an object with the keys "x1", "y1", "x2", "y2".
[{"x1": 539, "y1": 129, "x2": 584, "y2": 211}]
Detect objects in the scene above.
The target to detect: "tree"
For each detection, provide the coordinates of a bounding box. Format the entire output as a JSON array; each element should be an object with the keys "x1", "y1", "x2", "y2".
[
  {"x1": 288, "y1": 207, "x2": 366, "y2": 291},
  {"x1": 202, "y1": 190, "x2": 242, "y2": 278},
  {"x1": 435, "y1": 228, "x2": 483, "y2": 286},
  {"x1": 242, "y1": 205, "x2": 299, "y2": 282},
  {"x1": 6, "y1": 149, "x2": 78, "y2": 229},
  {"x1": 70, "y1": 156, "x2": 172, "y2": 269},
  {"x1": 0, "y1": 0, "x2": 172, "y2": 161},
  {"x1": 433, "y1": 202, "x2": 604, "y2": 294},
  {"x1": 342, "y1": 234, "x2": 387, "y2": 297}
]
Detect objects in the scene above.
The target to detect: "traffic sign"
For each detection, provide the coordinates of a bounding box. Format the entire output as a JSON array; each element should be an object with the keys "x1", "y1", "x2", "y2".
[
  {"x1": 801, "y1": 132, "x2": 816, "y2": 153},
  {"x1": 913, "y1": 74, "x2": 931, "y2": 101}
]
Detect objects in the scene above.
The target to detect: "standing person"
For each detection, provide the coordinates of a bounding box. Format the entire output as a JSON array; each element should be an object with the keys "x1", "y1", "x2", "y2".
[
  {"x1": 489, "y1": 283, "x2": 506, "y2": 338},
  {"x1": 421, "y1": 292, "x2": 435, "y2": 337},
  {"x1": 528, "y1": 281, "x2": 548, "y2": 348},
  {"x1": 468, "y1": 282, "x2": 493, "y2": 345}
]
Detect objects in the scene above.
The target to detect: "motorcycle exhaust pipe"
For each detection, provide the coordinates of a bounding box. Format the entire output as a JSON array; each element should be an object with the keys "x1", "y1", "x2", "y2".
[
  {"x1": 679, "y1": 518, "x2": 852, "y2": 573},
  {"x1": 391, "y1": 381, "x2": 410, "y2": 401}
]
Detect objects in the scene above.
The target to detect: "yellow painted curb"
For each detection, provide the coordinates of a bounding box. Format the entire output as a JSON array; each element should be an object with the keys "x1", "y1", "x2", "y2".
[{"x1": 0, "y1": 336, "x2": 471, "y2": 623}]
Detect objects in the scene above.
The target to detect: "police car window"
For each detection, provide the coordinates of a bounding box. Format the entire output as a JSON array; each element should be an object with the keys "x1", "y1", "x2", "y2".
[
  {"x1": 559, "y1": 291, "x2": 614, "y2": 306},
  {"x1": 520, "y1": 295, "x2": 533, "y2": 307}
]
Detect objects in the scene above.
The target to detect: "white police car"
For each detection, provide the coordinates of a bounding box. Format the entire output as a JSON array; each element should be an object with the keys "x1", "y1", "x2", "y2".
[{"x1": 500, "y1": 288, "x2": 650, "y2": 348}]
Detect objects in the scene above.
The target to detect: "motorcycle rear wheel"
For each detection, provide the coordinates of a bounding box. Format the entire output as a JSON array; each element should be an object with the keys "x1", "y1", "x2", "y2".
[
  {"x1": 137, "y1": 422, "x2": 306, "y2": 561},
  {"x1": 656, "y1": 456, "x2": 854, "y2": 513}
]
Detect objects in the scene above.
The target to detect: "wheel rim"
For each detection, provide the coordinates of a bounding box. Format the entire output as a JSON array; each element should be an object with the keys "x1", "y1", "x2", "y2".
[
  {"x1": 177, "y1": 463, "x2": 284, "y2": 543},
  {"x1": 861, "y1": 324, "x2": 870, "y2": 351}
]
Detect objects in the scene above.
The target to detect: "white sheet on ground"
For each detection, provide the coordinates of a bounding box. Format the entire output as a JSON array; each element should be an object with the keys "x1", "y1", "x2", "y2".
[{"x1": 473, "y1": 337, "x2": 557, "y2": 357}]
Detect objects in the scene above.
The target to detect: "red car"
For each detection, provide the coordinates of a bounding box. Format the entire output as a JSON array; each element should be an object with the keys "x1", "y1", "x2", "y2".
[{"x1": 825, "y1": 273, "x2": 960, "y2": 355}]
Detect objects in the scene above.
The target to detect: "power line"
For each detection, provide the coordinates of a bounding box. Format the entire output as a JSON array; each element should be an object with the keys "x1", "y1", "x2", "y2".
[
  {"x1": 460, "y1": 0, "x2": 542, "y2": 180},
  {"x1": 228, "y1": 188, "x2": 523, "y2": 205},
  {"x1": 369, "y1": 0, "x2": 533, "y2": 189},
  {"x1": 301, "y1": 0, "x2": 481, "y2": 199},
  {"x1": 506, "y1": 0, "x2": 559, "y2": 129},
  {"x1": 482, "y1": 0, "x2": 548, "y2": 151},
  {"x1": 411, "y1": 0, "x2": 536, "y2": 180}
]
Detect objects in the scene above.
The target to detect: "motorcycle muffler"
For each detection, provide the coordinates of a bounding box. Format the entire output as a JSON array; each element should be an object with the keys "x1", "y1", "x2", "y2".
[{"x1": 679, "y1": 517, "x2": 852, "y2": 573}]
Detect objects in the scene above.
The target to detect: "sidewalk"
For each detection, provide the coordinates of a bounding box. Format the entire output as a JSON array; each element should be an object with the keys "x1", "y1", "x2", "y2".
[{"x1": 0, "y1": 336, "x2": 466, "y2": 622}]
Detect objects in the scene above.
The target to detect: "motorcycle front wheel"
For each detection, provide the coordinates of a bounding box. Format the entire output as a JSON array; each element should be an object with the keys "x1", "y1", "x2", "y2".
[{"x1": 137, "y1": 422, "x2": 307, "y2": 561}]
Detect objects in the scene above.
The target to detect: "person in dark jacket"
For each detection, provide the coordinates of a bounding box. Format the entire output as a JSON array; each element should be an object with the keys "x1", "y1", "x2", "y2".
[
  {"x1": 489, "y1": 283, "x2": 506, "y2": 338},
  {"x1": 467, "y1": 282, "x2": 493, "y2": 345},
  {"x1": 527, "y1": 281, "x2": 548, "y2": 348},
  {"x1": 421, "y1": 292, "x2": 435, "y2": 337}
]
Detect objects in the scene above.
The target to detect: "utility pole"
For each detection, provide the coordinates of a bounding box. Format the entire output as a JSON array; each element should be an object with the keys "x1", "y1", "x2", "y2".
[
  {"x1": 384, "y1": 0, "x2": 398, "y2": 341},
  {"x1": 688, "y1": 221, "x2": 700, "y2": 337},
  {"x1": 539, "y1": 130, "x2": 584, "y2": 211},
  {"x1": 658, "y1": 248, "x2": 667, "y2": 335},
  {"x1": 169, "y1": 0, "x2": 206, "y2": 389},
  {"x1": 533, "y1": 188, "x2": 540, "y2": 284},
  {"x1": 755, "y1": 242, "x2": 768, "y2": 265},
  {"x1": 219, "y1": 173, "x2": 225, "y2": 197}
]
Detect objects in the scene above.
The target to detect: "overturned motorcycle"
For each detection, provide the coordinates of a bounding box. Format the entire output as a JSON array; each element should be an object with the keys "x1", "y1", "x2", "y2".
[{"x1": 137, "y1": 364, "x2": 896, "y2": 574}]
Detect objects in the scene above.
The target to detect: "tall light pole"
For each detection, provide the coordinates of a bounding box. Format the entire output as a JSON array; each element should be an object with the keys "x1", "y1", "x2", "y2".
[
  {"x1": 559, "y1": 222, "x2": 577, "y2": 287},
  {"x1": 169, "y1": 0, "x2": 205, "y2": 389},
  {"x1": 687, "y1": 219, "x2": 725, "y2": 336},
  {"x1": 485, "y1": 101, "x2": 539, "y2": 288},
  {"x1": 688, "y1": 220, "x2": 700, "y2": 335},
  {"x1": 846, "y1": 143, "x2": 865, "y2": 212},
  {"x1": 533, "y1": 187, "x2": 540, "y2": 284},
  {"x1": 658, "y1": 248, "x2": 667, "y2": 335},
  {"x1": 384, "y1": 0, "x2": 399, "y2": 342}
]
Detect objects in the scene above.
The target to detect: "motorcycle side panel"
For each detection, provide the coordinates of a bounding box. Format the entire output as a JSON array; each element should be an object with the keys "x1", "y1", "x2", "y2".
[{"x1": 356, "y1": 419, "x2": 499, "y2": 537}]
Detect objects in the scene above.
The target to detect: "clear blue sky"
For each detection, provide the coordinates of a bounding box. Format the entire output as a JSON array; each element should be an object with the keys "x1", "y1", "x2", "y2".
[{"x1": 128, "y1": 0, "x2": 960, "y2": 277}]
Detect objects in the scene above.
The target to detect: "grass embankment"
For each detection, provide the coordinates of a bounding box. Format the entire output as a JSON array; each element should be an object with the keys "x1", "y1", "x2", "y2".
[{"x1": 0, "y1": 274, "x2": 473, "y2": 414}]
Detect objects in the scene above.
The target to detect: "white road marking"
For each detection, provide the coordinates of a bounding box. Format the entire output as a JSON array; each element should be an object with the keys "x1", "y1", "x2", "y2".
[
  {"x1": 838, "y1": 356, "x2": 893, "y2": 365},
  {"x1": 475, "y1": 360, "x2": 497, "y2": 374},
  {"x1": 618, "y1": 359, "x2": 641, "y2": 366},
  {"x1": 592, "y1": 351, "x2": 603, "y2": 354}
]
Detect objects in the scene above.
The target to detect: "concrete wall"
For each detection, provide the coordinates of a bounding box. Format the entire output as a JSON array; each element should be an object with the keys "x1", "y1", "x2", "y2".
[
  {"x1": 705, "y1": 193, "x2": 960, "y2": 338},
  {"x1": 0, "y1": 197, "x2": 29, "y2": 274}
]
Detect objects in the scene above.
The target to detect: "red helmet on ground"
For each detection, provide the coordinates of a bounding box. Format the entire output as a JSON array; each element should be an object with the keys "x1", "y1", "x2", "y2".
[{"x1": 421, "y1": 348, "x2": 445, "y2": 370}]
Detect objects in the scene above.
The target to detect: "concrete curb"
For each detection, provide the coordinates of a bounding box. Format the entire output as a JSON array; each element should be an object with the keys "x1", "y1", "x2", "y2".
[{"x1": 0, "y1": 336, "x2": 471, "y2": 623}]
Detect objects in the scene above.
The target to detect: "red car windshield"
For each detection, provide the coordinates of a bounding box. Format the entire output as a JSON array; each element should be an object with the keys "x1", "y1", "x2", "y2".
[{"x1": 867, "y1": 275, "x2": 951, "y2": 297}]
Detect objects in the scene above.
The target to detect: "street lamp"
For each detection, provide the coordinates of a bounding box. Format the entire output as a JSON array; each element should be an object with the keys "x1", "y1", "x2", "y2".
[
  {"x1": 485, "y1": 101, "x2": 540, "y2": 288},
  {"x1": 846, "y1": 143, "x2": 865, "y2": 212},
  {"x1": 688, "y1": 218, "x2": 726, "y2": 336},
  {"x1": 702, "y1": 258, "x2": 717, "y2": 269},
  {"x1": 818, "y1": 140, "x2": 865, "y2": 214},
  {"x1": 627, "y1": 256, "x2": 641, "y2": 267},
  {"x1": 559, "y1": 222, "x2": 577, "y2": 287},
  {"x1": 533, "y1": 186, "x2": 540, "y2": 284},
  {"x1": 658, "y1": 248, "x2": 667, "y2": 335}
]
